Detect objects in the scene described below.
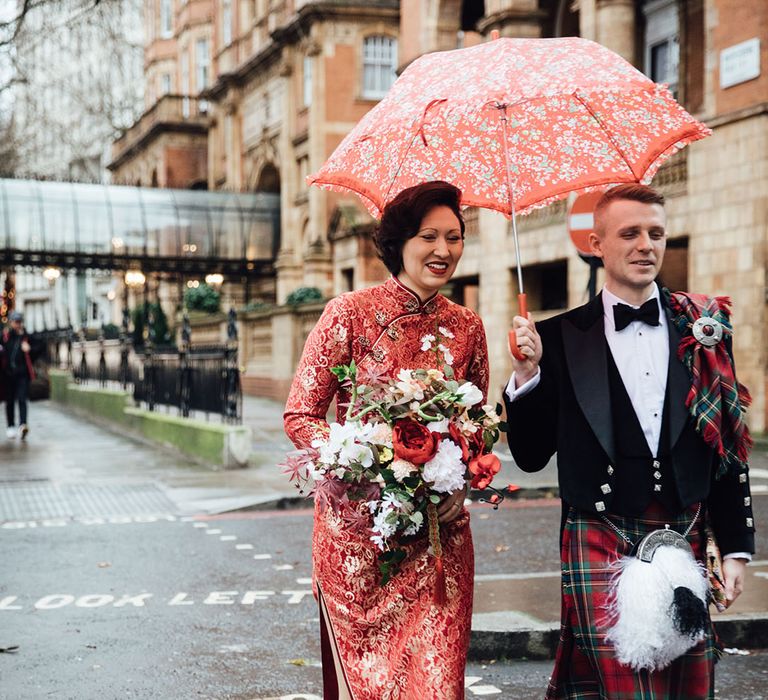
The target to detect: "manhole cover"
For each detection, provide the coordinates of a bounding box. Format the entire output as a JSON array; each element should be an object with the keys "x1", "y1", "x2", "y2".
[{"x1": 0, "y1": 482, "x2": 177, "y2": 521}]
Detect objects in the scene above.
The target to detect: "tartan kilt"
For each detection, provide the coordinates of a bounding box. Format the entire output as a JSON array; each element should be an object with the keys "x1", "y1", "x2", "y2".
[{"x1": 547, "y1": 502, "x2": 716, "y2": 700}]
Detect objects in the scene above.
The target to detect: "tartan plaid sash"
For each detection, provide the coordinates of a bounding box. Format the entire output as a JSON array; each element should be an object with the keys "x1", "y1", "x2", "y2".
[{"x1": 665, "y1": 291, "x2": 752, "y2": 478}]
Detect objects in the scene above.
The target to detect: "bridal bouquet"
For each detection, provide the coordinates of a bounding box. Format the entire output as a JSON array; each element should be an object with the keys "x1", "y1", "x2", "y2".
[{"x1": 282, "y1": 341, "x2": 506, "y2": 589}]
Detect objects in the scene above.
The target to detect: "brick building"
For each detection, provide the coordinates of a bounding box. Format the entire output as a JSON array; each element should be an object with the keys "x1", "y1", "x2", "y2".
[{"x1": 110, "y1": 1, "x2": 767, "y2": 432}]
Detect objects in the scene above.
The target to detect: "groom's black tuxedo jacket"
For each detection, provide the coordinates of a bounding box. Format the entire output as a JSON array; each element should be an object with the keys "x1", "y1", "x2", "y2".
[{"x1": 504, "y1": 291, "x2": 755, "y2": 555}]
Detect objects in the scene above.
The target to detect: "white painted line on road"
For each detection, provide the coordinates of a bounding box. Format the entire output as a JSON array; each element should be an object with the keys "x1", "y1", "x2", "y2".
[
  {"x1": 205, "y1": 529, "x2": 222, "y2": 535},
  {"x1": 0, "y1": 590, "x2": 309, "y2": 610},
  {"x1": 1, "y1": 515, "x2": 179, "y2": 529},
  {"x1": 749, "y1": 468, "x2": 768, "y2": 478},
  {"x1": 236, "y1": 544, "x2": 254, "y2": 550},
  {"x1": 755, "y1": 572, "x2": 768, "y2": 580},
  {"x1": 179, "y1": 516, "x2": 195, "y2": 522},
  {"x1": 465, "y1": 677, "x2": 502, "y2": 695},
  {"x1": 475, "y1": 571, "x2": 561, "y2": 581},
  {"x1": 193, "y1": 522, "x2": 209, "y2": 528},
  {"x1": 254, "y1": 554, "x2": 272, "y2": 560},
  {"x1": 220, "y1": 535, "x2": 237, "y2": 541},
  {"x1": 273, "y1": 564, "x2": 294, "y2": 571},
  {"x1": 296, "y1": 578, "x2": 312, "y2": 585},
  {"x1": 751, "y1": 484, "x2": 768, "y2": 493}
]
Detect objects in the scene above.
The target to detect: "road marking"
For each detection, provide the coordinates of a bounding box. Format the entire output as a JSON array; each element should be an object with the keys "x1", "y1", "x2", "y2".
[
  {"x1": 254, "y1": 554, "x2": 272, "y2": 560},
  {"x1": 273, "y1": 564, "x2": 294, "y2": 571},
  {"x1": 296, "y1": 578, "x2": 312, "y2": 585},
  {"x1": 0, "y1": 514, "x2": 179, "y2": 529},
  {"x1": 748, "y1": 468, "x2": 768, "y2": 478},
  {"x1": 193, "y1": 522, "x2": 208, "y2": 528},
  {"x1": 220, "y1": 535, "x2": 237, "y2": 541},
  {"x1": 205, "y1": 529, "x2": 222, "y2": 535},
  {"x1": 0, "y1": 590, "x2": 311, "y2": 610},
  {"x1": 755, "y1": 572, "x2": 768, "y2": 580},
  {"x1": 466, "y1": 676, "x2": 502, "y2": 695},
  {"x1": 475, "y1": 571, "x2": 560, "y2": 581},
  {"x1": 236, "y1": 544, "x2": 254, "y2": 550}
]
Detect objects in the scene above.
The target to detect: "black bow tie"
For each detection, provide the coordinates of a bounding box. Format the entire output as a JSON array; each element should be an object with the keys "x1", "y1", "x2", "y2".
[{"x1": 612, "y1": 298, "x2": 660, "y2": 331}]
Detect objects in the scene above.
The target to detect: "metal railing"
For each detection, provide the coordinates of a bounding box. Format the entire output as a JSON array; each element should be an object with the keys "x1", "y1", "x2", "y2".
[{"x1": 65, "y1": 309, "x2": 242, "y2": 424}]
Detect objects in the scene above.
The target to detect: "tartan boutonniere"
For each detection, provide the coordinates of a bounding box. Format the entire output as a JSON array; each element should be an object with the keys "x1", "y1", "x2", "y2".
[{"x1": 664, "y1": 289, "x2": 753, "y2": 478}]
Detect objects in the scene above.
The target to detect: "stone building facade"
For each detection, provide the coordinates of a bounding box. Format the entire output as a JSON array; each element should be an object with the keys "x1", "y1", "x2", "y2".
[{"x1": 111, "y1": 1, "x2": 767, "y2": 432}]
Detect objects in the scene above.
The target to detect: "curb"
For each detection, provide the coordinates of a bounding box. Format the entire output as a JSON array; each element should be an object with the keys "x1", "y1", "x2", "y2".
[{"x1": 468, "y1": 614, "x2": 768, "y2": 661}]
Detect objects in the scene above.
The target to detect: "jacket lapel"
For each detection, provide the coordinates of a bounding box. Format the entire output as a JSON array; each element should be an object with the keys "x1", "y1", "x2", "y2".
[
  {"x1": 664, "y1": 302, "x2": 690, "y2": 449},
  {"x1": 562, "y1": 293, "x2": 616, "y2": 464}
]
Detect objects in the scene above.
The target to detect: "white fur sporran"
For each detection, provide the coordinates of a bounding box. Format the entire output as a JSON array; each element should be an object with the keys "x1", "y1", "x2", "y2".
[{"x1": 604, "y1": 525, "x2": 709, "y2": 672}]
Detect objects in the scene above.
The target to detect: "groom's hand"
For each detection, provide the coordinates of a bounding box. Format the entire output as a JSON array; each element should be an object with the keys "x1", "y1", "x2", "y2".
[{"x1": 509, "y1": 314, "x2": 542, "y2": 387}]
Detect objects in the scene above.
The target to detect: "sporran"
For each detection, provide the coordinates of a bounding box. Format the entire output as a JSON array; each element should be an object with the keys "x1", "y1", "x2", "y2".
[{"x1": 603, "y1": 504, "x2": 709, "y2": 672}]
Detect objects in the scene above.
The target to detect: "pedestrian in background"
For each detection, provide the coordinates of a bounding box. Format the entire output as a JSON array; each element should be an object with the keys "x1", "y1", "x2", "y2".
[
  {"x1": 1, "y1": 311, "x2": 36, "y2": 440},
  {"x1": 505, "y1": 184, "x2": 754, "y2": 698}
]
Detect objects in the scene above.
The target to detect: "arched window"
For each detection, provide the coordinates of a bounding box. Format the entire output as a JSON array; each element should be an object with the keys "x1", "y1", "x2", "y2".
[{"x1": 362, "y1": 36, "x2": 397, "y2": 99}]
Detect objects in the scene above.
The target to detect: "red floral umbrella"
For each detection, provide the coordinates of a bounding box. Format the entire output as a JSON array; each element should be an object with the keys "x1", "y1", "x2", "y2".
[{"x1": 309, "y1": 35, "x2": 710, "y2": 357}]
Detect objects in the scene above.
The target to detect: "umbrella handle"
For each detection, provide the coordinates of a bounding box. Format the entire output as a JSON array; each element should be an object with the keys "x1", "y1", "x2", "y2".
[{"x1": 509, "y1": 293, "x2": 528, "y2": 362}]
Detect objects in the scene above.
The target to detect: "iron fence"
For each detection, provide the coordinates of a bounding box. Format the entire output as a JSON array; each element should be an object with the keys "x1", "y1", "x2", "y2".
[{"x1": 63, "y1": 309, "x2": 242, "y2": 424}]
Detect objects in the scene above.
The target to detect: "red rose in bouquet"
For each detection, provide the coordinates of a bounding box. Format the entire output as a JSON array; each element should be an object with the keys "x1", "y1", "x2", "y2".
[
  {"x1": 469, "y1": 453, "x2": 501, "y2": 490},
  {"x1": 448, "y1": 423, "x2": 470, "y2": 462},
  {"x1": 392, "y1": 419, "x2": 441, "y2": 464},
  {"x1": 467, "y1": 427, "x2": 486, "y2": 458}
]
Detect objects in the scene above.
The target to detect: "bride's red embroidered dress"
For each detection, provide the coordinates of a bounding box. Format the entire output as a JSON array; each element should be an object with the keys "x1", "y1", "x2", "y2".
[{"x1": 284, "y1": 277, "x2": 489, "y2": 700}]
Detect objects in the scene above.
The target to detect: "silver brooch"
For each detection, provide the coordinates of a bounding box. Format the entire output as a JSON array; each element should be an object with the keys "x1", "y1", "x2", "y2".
[
  {"x1": 372, "y1": 347, "x2": 386, "y2": 363},
  {"x1": 692, "y1": 317, "x2": 724, "y2": 347},
  {"x1": 375, "y1": 311, "x2": 387, "y2": 327},
  {"x1": 386, "y1": 327, "x2": 399, "y2": 341}
]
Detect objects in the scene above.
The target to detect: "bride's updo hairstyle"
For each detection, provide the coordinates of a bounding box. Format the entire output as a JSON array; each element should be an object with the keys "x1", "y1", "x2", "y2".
[{"x1": 373, "y1": 181, "x2": 465, "y2": 276}]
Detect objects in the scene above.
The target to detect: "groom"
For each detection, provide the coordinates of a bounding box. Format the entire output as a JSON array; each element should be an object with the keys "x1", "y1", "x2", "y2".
[{"x1": 504, "y1": 184, "x2": 755, "y2": 698}]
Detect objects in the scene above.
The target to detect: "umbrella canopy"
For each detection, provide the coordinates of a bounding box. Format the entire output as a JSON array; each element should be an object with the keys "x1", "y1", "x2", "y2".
[{"x1": 309, "y1": 37, "x2": 710, "y2": 219}]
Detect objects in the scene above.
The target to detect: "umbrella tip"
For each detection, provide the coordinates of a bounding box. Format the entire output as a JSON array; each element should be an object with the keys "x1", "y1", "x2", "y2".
[{"x1": 490, "y1": 29, "x2": 500, "y2": 41}]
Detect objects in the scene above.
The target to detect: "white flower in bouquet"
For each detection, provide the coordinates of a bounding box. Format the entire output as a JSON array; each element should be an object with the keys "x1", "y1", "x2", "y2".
[
  {"x1": 422, "y1": 439, "x2": 466, "y2": 493},
  {"x1": 438, "y1": 343, "x2": 454, "y2": 366},
  {"x1": 393, "y1": 368, "x2": 426, "y2": 403},
  {"x1": 420, "y1": 334, "x2": 436, "y2": 351},
  {"x1": 456, "y1": 381, "x2": 483, "y2": 407},
  {"x1": 339, "y1": 441, "x2": 374, "y2": 468},
  {"x1": 368, "y1": 422, "x2": 393, "y2": 448},
  {"x1": 482, "y1": 404, "x2": 502, "y2": 428},
  {"x1": 391, "y1": 458, "x2": 417, "y2": 482},
  {"x1": 438, "y1": 326, "x2": 455, "y2": 339},
  {"x1": 369, "y1": 495, "x2": 402, "y2": 549},
  {"x1": 457, "y1": 410, "x2": 480, "y2": 435},
  {"x1": 427, "y1": 417, "x2": 450, "y2": 433}
]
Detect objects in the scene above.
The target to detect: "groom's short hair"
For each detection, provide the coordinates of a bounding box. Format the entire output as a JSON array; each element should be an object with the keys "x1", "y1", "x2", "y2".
[{"x1": 594, "y1": 184, "x2": 665, "y2": 237}]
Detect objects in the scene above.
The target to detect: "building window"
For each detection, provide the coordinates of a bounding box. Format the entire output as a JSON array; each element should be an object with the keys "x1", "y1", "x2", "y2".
[
  {"x1": 643, "y1": 0, "x2": 679, "y2": 97},
  {"x1": 521, "y1": 260, "x2": 568, "y2": 312},
  {"x1": 297, "y1": 155, "x2": 309, "y2": 193},
  {"x1": 342, "y1": 268, "x2": 355, "y2": 292},
  {"x1": 181, "y1": 51, "x2": 190, "y2": 117},
  {"x1": 222, "y1": 0, "x2": 233, "y2": 46},
  {"x1": 303, "y1": 55, "x2": 312, "y2": 108},
  {"x1": 196, "y1": 39, "x2": 210, "y2": 91},
  {"x1": 362, "y1": 36, "x2": 397, "y2": 99},
  {"x1": 161, "y1": 73, "x2": 172, "y2": 95},
  {"x1": 160, "y1": 0, "x2": 173, "y2": 38}
]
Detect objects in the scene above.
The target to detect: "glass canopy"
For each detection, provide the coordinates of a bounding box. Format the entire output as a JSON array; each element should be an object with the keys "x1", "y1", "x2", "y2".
[{"x1": 0, "y1": 179, "x2": 280, "y2": 275}]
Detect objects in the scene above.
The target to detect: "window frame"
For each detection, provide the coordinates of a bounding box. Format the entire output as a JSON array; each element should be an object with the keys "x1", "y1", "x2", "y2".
[
  {"x1": 361, "y1": 35, "x2": 398, "y2": 100},
  {"x1": 643, "y1": 0, "x2": 679, "y2": 97}
]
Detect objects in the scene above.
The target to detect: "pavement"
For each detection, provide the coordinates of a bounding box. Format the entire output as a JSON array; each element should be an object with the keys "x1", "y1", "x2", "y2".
[{"x1": 3, "y1": 397, "x2": 768, "y2": 665}]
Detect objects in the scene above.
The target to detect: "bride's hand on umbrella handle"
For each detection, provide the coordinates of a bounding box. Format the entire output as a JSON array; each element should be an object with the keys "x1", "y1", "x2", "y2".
[
  {"x1": 508, "y1": 310, "x2": 542, "y2": 384},
  {"x1": 508, "y1": 293, "x2": 529, "y2": 361}
]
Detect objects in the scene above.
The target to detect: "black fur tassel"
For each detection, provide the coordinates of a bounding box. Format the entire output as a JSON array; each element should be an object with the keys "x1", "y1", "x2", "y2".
[{"x1": 672, "y1": 586, "x2": 707, "y2": 637}]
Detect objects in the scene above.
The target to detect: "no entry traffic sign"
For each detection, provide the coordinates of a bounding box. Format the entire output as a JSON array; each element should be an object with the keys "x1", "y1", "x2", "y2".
[{"x1": 568, "y1": 191, "x2": 605, "y2": 256}]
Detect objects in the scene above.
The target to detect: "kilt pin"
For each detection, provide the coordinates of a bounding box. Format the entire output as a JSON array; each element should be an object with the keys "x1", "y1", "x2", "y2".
[{"x1": 504, "y1": 287, "x2": 755, "y2": 699}]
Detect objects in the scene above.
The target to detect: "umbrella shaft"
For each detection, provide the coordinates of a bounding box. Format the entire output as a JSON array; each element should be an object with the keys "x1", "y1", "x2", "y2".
[{"x1": 499, "y1": 107, "x2": 525, "y2": 296}]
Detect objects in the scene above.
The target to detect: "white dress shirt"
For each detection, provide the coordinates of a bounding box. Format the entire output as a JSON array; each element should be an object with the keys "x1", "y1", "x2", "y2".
[{"x1": 504, "y1": 286, "x2": 750, "y2": 560}]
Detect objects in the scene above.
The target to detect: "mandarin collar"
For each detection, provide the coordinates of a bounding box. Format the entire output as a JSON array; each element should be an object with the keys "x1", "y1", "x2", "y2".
[{"x1": 386, "y1": 276, "x2": 440, "y2": 313}]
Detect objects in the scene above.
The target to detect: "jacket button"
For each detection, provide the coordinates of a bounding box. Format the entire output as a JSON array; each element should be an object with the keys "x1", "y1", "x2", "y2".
[
  {"x1": 653, "y1": 471, "x2": 662, "y2": 480},
  {"x1": 747, "y1": 518, "x2": 754, "y2": 528},
  {"x1": 601, "y1": 484, "x2": 611, "y2": 494},
  {"x1": 652, "y1": 459, "x2": 661, "y2": 468},
  {"x1": 607, "y1": 465, "x2": 614, "y2": 475},
  {"x1": 739, "y1": 473, "x2": 748, "y2": 483},
  {"x1": 744, "y1": 497, "x2": 751, "y2": 507},
  {"x1": 595, "y1": 501, "x2": 606, "y2": 512},
  {"x1": 654, "y1": 484, "x2": 662, "y2": 492}
]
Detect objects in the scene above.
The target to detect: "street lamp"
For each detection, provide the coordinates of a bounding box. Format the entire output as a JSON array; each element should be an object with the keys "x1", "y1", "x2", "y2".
[
  {"x1": 43, "y1": 267, "x2": 61, "y2": 286},
  {"x1": 204, "y1": 273, "x2": 224, "y2": 287},
  {"x1": 125, "y1": 270, "x2": 146, "y2": 288}
]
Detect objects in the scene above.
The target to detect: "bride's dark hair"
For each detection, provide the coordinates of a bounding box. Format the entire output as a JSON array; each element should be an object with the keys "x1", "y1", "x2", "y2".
[{"x1": 373, "y1": 181, "x2": 465, "y2": 276}]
